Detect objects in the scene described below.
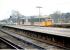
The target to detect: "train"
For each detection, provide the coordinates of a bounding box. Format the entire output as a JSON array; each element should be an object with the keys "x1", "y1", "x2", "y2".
[
  {"x1": 18, "y1": 17, "x2": 70, "y2": 28},
  {"x1": 22, "y1": 17, "x2": 53, "y2": 27}
]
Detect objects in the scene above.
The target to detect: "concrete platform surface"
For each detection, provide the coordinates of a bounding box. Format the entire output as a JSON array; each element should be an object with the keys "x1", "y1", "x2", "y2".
[{"x1": 4, "y1": 25, "x2": 70, "y2": 38}]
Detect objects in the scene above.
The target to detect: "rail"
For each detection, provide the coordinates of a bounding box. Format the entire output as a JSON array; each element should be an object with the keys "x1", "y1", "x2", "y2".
[
  {"x1": 0, "y1": 37, "x2": 22, "y2": 49},
  {"x1": 0, "y1": 29, "x2": 46, "y2": 50}
]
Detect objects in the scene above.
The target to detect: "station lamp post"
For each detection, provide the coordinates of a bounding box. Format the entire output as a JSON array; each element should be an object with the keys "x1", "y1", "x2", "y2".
[{"x1": 36, "y1": 6, "x2": 42, "y2": 22}]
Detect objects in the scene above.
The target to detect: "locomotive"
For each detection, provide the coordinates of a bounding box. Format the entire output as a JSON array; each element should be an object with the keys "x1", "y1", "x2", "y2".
[
  {"x1": 18, "y1": 16, "x2": 70, "y2": 28},
  {"x1": 23, "y1": 17, "x2": 53, "y2": 27}
]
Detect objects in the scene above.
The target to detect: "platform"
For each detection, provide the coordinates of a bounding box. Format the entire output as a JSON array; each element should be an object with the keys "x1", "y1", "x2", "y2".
[{"x1": 2, "y1": 25, "x2": 70, "y2": 38}]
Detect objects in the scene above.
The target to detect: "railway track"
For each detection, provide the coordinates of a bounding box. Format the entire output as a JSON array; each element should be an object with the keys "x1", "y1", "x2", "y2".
[
  {"x1": 0, "y1": 29, "x2": 46, "y2": 50},
  {"x1": 0, "y1": 37, "x2": 22, "y2": 49},
  {"x1": 0, "y1": 26, "x2": 66, "y2": 50}
]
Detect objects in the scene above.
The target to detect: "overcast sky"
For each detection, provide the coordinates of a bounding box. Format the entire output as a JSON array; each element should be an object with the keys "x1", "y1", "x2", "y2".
[{"x1": 0, "y1": 0, "x2": 70, "y2": 20}]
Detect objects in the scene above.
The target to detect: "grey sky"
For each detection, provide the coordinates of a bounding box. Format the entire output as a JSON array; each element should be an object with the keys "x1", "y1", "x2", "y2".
[{"x1": 0, "y1": 0, "x2": 70, "y2": 20}]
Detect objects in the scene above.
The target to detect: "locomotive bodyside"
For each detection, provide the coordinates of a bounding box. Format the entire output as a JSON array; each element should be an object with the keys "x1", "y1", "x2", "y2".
[{"x1": 41, "y1": 19, "x2": 53, "y2": 27}]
